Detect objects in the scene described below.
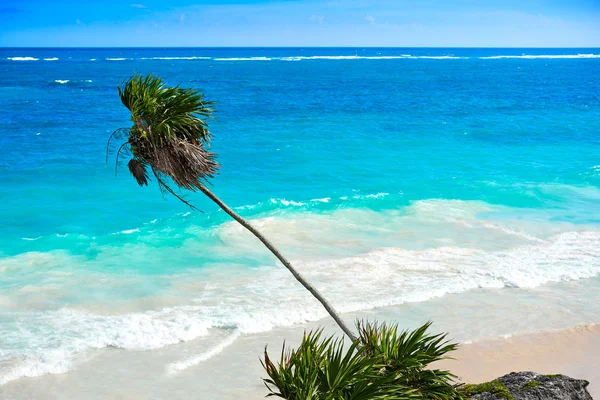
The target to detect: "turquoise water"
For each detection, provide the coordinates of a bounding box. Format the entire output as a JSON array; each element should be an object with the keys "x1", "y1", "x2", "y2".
[{"x1": 0, "y1": 48, "x2": 599, "y2": 385}]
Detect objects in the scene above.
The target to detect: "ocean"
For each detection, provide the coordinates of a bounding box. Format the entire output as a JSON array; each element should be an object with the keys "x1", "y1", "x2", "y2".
[{"x1": 0, "y1": 47, "x2": 599, "y2": 396}]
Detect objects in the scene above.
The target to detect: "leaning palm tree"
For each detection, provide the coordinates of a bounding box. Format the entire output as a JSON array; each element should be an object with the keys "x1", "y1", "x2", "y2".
[{"x1": 107, "y1": 74, "x2": 357, "y2": 341}]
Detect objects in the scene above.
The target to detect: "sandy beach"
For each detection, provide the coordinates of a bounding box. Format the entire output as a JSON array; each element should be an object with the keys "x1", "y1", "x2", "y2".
[
  {"x1": 437, "y1": 324, "x2": 600, "y2": 398},
  {"x1": 1, "y1": 320, "x2": 597, "y2": 399},
  {"x1": 2, "y1": 279, "x2": 600, "y2": 399}
]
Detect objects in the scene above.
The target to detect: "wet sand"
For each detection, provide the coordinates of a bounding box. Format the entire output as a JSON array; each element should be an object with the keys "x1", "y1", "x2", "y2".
[
  {"x1": 2, "y1": 280, "x2": 599, "y2": 400},
  {"x1": 2, "y1": 323, "x2": 597, "y2": 399}
]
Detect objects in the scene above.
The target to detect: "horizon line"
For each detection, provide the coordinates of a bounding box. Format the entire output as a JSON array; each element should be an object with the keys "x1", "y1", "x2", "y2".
[{"x1": 2, "y1": 46, "x2": 600, "y2": 49}]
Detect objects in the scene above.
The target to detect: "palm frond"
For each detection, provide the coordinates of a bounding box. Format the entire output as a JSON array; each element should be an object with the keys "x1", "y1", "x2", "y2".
[
  {"x1": 108, "y1": 74, "x2": 220, "y2": 208},
  {"x1": 106, "y1": 127, "x2": 131, "y2": 164},
  {"x1": 261, "y1": 322, "x2": 462, "y2": 400},
  {"x1": 356, "y1": 321, "x2": 462, "y2": 400},
  {"x1": 262, "y1": 322, "x2": 464, "y2": 399},
  {"x1": 118, "y1": 73, "x2": 215, "y2": 144},
  {"x1": 151, "y1": 167, "x2": 202, "y2": 212},
  {"x1": 114, "y1": 142, "x2": 132, "y2": 176}
]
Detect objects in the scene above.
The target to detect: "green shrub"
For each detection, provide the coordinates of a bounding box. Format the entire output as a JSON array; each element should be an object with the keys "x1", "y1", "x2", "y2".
[
  {"x1": 357, "y1": 321, "x2": 462, "y2": 400},
  {"x1": 261, "y1": 321, "x2": 463, "y2": 399}
]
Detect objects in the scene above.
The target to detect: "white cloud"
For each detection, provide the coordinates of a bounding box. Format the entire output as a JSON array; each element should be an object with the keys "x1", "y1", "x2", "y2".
[
  {"x1": 131, "y1": 4, "x2": 147, "y2": 9},
  {"x1": 365, "y1": 14, "x2": 375, "y2": 24},
  {"x1": 310, "y1": 15, "x2": 325, "y2": 24}
]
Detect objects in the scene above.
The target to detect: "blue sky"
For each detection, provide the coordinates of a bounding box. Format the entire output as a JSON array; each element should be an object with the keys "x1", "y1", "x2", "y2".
[{"x1": 1, "y1": 0, "x2": 599, "y2": 47}]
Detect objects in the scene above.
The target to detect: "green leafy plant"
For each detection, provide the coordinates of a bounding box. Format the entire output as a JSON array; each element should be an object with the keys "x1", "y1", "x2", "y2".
[
  {"x1": 262, "y1": 321, "x2": 463, "y2": 400},
  {"x1": 357, "y1": 321, "x2": 461, "y2": 400}
]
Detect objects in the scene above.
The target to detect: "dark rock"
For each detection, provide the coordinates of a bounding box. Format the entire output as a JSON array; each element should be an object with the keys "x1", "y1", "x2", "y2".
[{"x1": 463, "y1": 371, "x2": 593, "y2": 400}]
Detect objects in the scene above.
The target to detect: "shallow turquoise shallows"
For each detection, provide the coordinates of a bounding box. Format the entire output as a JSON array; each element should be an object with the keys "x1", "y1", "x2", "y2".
[{"x1": 0, "y1": 48, "x2": 599, "y2": 385}]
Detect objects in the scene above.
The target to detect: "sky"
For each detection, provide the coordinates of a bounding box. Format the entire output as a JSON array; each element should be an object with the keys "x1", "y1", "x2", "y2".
[{"x1": 0, "y1": 0, "x2": 599, "y2": 47}]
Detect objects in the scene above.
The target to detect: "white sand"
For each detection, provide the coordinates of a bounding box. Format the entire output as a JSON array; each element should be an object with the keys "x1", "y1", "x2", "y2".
[
  {"x1": 2, "y1": 280, "x2": 598, "y2": 399},
  {"x1": 436, "y1": 324, "x2": 599, "y2": 397}
]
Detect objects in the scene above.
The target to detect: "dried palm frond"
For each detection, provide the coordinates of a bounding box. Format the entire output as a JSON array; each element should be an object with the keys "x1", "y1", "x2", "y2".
[{"x1": 127, "y1": 158, "x2": 149, "y2": 186}]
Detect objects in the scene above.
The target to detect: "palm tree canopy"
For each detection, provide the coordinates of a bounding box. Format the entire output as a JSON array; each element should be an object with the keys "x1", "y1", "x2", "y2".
[
  {"x1": 108, "y1": 74, "x2": 359, "y2": 341},
  {"x1": 108, "y1": 74, "x2": 219, "y2": 207}
]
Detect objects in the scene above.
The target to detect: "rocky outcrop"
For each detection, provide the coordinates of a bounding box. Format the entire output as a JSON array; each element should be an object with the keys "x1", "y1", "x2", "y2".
[{"x1": 463, "y1": 371, "x2": 593, "y2": 400}]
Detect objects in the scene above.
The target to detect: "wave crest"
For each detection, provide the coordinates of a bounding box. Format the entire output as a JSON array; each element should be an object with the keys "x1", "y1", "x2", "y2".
[{"x1": 7, "y1": 57, "x2": 39, "y2": 61}]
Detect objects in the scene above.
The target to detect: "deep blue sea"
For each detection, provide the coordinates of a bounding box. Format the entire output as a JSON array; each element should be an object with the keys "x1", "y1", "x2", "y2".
[{"x1": 0, "y1": 48, "x2": 599, "y2": 388}]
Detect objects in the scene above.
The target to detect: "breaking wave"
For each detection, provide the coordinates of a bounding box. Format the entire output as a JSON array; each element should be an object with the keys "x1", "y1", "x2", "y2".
[
  {"x1": 1, "y1": 196, "x2": 599, "y2": 384},
  {"x1": 480, "y1": 54, "x2": 600, "y2": 59},
  {"x1": 6, "y1": 54, "x2": 600, "y2": 63},
  {"x1": 7, "y1": 57, "x2": 39, "y2": 61}
]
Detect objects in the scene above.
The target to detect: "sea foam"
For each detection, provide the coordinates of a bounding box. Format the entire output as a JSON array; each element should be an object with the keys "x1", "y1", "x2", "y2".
[
  {"x1": 214, "y1": 57, "x2": 272, "y2": 61},
  {"x1": 140, "y1": 56, "x2": 212, "y2": 60},
  {"x1": 480, "y1": 54, "x2": 600, "y2": 59},
  {"x1": 1, "y1": 198, "x2": 599, "y2": 384},
  {"x1": 0, "y1": 307, "x2": 212, "y2": 384},
  {"x1": 165, "y1": 330, "x2": 241, "y2": 375},
  {"x1": 7, "y1": 57, "x2": 39, "y2": 61}
]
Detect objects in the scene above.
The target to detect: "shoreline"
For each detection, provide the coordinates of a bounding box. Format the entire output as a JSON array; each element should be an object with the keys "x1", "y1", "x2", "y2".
[
  {"x1": 2, "y1": 276, "x2": 600, "y2": 399},
  {"x1": 2, "y1": 277, "x2": 600, "y2": 398},
  {"x1": 1, "y1": 318, "x2": 598, "y2": 399}
]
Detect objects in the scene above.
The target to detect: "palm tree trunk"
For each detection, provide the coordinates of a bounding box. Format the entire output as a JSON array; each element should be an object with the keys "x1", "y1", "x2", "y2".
[{"x1": 198, "y1": 184, "x2": 358, "y2": 342}]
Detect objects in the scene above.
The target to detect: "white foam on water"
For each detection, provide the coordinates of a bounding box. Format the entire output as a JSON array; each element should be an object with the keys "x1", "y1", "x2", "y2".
[
  {"x1": 270, "y1": 198, "x2": 306, "y2": 206},
  {"x1": 105, "y1": 58, "x2": 129, "y2": 61},
  {"x1": 0, "y1": 351, "x2": 72, "y2": 386},
  {"x1": 238, "y1": 54, "x2": 600, "y2": 61},
  {"x1": 276, "y1": 55, "x2": 466, "y2": 61},
  {"x1": 234, "y1": 202, "x2": 262, "y2": 210},
  {"x1": 586, "y1": 165, "x2": 600, "y2": 178},
  {"x1": 365, "y1": 192, "x2": 389, "y2": 198},
  {"x1": 21, "y1": 236, "x2": 42, "y2": 241},
  {"x1": 413, "y1": 56, "x2": 466, "y2": 59},
  {"x1": 214, "y1": 57, "x2": 271, "y2": 61},
  {"x1": 2, "y1": 197, "x2": 599, "y2": 385},
  {"x1": 480, "y1": 54, "x2": 600, "y2": 59},
  {"x1": 352, "y1": 192, "x2": 389, "y2": 199},
  {"x1": 54, "y1": 80, "x2": 70, "y2": 84},
  {"x1": 1, "y1": 230, "x2": 598, "y2": 383},
  {"x1": 263, "y1": 192, "x2": 392, "y2": 207},
  {"x1": 43, "y1": 57, "x2": 59, "y2": 61},
  {"x1": 281, "y1": 56, "x2": 364, "y2": 60},
  {"x1": 165, "y1": 330, "x2": 241, "y2": 375},
  {"x1": 7, "y1": 57, "x2": 39, "y2": 61},
  {"x1": 140, "y1": 56, "x2": 211, "y2": 60},
  {"x1": 0, "y1": 308, "x2": 212, "y2": 384},
  {"x1": 111, "y1": 228, "x2": 140, "y2": 235}
]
